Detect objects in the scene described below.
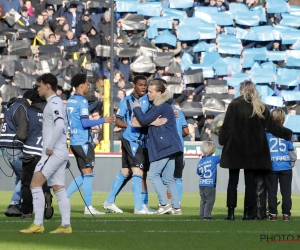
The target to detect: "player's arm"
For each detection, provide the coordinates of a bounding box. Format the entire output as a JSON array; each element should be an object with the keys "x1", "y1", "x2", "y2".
[
  {"x1": 182, "y1": 126, "x2": 189, "y2": 137},
  {"x1": 133, "y1": 102, "x2": 162, "y2": 126},
  {"x1": 115, "y1": 117, "x2": 128, "y2": 128},
  {"x1": 132, "y1": 116, "x2": 167, "y2": 127},
  {"x1": 14, "y1": 105, "x2": 29, "y2": 142},
  {"x1": 81, "y1": 115, "x2": 114, "y2": 128}
]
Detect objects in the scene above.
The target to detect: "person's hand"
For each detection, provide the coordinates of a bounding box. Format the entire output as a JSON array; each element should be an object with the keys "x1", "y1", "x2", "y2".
[
  {"x1": 151, "y1": 116, "x2": 167, "y2": 126},
  {"x1": 5, "y1": 13, "x2": 11, "y2": 17},
  {"x1": 133, "y1": 101, "x2": 140, "y2": 108},
  {"x1": 174, "y1": 110, "x2": 179, "y2": 118},
  {"x1": 104, "y1": 115, "x2": 114, "y2": 123},
  {"x1": 46, "y1": 148, "x2": 53, "y2": 155},
  {"x1": 92, "y1": 126, "x2": 100, "y2": 134},
  {"x1": 114, "y1": 126, "x2": 122, "y2": 132},
  {"x1": 93, "y1": 138, "x2": 99, "y2": 145}
]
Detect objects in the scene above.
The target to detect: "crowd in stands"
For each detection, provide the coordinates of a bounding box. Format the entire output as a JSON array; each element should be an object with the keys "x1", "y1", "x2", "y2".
[{"x1": 0, "y1": 0, "x2": 300, "y2": 141}]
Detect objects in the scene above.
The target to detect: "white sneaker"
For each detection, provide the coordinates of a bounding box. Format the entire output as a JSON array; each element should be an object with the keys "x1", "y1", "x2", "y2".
[
  {"x1": 155, "y1": 204, "x2": 172, "y2": 214},
  {"x1": 142, "y1": 204, "x2": 156, "y2": 214},
  {"x1": 134, "y1": 209, "x2": 147, "y2": 214},
  {"x1": 102, "y1": 201, "x2": 123, "y2": 213},
  {"x1": 84, "y1": 206, "x2": 105, "y2": 215}
]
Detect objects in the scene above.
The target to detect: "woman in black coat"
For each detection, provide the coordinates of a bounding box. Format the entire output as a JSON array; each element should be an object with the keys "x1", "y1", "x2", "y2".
[{"x1": 219, "y1": 81, "x2": 292, "y2": 220}]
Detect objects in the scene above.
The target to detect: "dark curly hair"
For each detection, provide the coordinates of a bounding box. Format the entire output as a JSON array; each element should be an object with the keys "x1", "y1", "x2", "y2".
[{"x1": 71, "y1": 73, "x2": 87, "y2": 88}]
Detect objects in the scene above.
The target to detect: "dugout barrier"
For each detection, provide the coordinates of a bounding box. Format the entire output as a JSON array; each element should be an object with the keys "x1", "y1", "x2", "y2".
[{"x1": 1, "y1": 142, "x2": 300, "y2": 193}]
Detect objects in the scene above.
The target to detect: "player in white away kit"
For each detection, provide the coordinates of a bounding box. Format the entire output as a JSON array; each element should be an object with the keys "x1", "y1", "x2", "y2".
[{"x1": 21, "y1": 73, "x2": 71, "y2": 234}]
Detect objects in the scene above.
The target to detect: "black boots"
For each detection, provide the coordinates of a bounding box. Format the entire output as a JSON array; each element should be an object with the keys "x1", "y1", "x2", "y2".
[
  {"x1": 242, "y1": 207, "x2": 255, "y2": 220},
  {"x1": 225, "y1": 207, "x2": 235, "y2": 220}
]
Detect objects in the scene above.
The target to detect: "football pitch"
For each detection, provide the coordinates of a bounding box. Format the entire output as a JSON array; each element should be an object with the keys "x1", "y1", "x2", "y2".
[{"x1": 1, "y1": 191, "x2": 300, "y2": 250}]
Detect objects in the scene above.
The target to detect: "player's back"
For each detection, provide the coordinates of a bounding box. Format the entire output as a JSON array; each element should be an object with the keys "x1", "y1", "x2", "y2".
[{"x1": 66, "y1": 94, "x2": 90, "y2": 145}]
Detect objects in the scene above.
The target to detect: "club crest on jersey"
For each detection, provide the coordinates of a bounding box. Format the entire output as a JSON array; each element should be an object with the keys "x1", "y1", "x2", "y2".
[{"x1": 82, "y1": 108, "x2": 89, "y2": 115}]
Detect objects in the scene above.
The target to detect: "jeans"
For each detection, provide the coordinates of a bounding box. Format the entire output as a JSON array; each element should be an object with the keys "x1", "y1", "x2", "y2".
[
  {"x1": 149, "y1": 155, "x2": 180, "y2": 209},
  {"x1": 2, "y1": 148, "x2": 23, "y2": 203},
  {"x1": 199, "y1": 186, "x2": 216, "y2": 219}
]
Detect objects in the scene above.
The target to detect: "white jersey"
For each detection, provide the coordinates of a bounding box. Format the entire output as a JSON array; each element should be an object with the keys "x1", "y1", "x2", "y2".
[{"x1": 43, "y1": 94, "x2": 67, "y2": 153}]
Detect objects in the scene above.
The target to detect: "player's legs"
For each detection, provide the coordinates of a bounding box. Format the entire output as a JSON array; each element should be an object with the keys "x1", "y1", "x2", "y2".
[
  {"x1": 132, "y1": 167, "x2": 143, "y2": 213},
  {"x1": 174, "y1": 153, "x2": 184, "y2": 203}
]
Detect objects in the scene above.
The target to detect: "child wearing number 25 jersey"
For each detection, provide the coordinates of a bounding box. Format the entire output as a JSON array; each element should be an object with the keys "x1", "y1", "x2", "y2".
[
  {"x1": 196, "y1": 141, "x2": 220, "y2": 220},
  {"x1": 265, "y1": 108, "x2": 297, "y2": 221}
]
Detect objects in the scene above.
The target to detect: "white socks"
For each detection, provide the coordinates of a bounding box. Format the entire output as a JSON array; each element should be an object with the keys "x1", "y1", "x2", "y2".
[
  {"x1": 31, "y1": 187, "x2": 45, "y2": 226},
  {"x1": 55, "y1": 188, "x2": 71, "y2": 227}
]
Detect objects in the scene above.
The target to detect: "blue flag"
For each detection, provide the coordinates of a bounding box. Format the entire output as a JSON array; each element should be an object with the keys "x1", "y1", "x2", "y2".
[
  {"x1": 137, "y1": 2, "x2": 161, "y2": 17},
  {"x1": 286, "y1": 50, "x2": 300, "y2": 67},
  {"x1": 193, "y1": 41, "x2": 215, "y2": 53},
  {"x1": 281, "y1": 91, "x2": 300, "y2": 101},
  {"x1": 235, "y1": 12, "x2": 260, "y2": 26},
  {"x1": 163, "y1": 8, "x2": 186, "y2": 19},
  {"x1": 146, "y1": 25, "x2": 158, "y2": 39},
  {"x1": 289, "y1": 5, "x2": 300, "y2": 16},
  {"x1": 285, "y1": 115, "x2": 300, "y2": 133},
  {"x1": 281, "y1": 13, "x2": 300, "y2": 27},
  {"x1": 225, "y1": 73, "x2": 250, "y2": 87},
  {"x1": 150, "y1": 17, "x2": 173, "y2": 29},
  {"x1": 261, "y1": 96, "x2": 284, "y2": 107},
  {"x1": 223, "y1": 58, "x2": 241, "y2": 74},
  {"x1": 116, "y1": 0, "x2": 138, "y2": 12},
  {"x1": 276, "y1": 68, "x2": 300, "y2": 87},
  {"x1": 268, "y1": 51, "x2": 286, "y2": 61},
  {"x1": 229, "y1": 3, "x2": 249, "y2": 15},
  {"x1": 169, "y1": 0, "x2": 193, "y2": 9},
  {"x1": 181, "y1": 52, "x2": 193, "y2": 70},
  {"x1": 251, "y1": 67, "x2": 275, "y2": 84},
  {"x1": 251, "y1": 6, "x2": 267, "y2": 22},
  {"x1": 266, "y1": 0, "x2": 288, "y2": 14},
  {"x1": 194, "y1": 7, "x2": 218, "y2": 14},
  {"x1": 190, "y1": 64, "x2": 214, "y2": 78},
  {"x1": 177, "y1": 25, "x2": 200, "y2": 41},
  {"x1": 255, "y1": 85, "x2": 274, "y2": 97},
  {"x1": 155, "y1": 30, "x2": 176, "y2": 47}
]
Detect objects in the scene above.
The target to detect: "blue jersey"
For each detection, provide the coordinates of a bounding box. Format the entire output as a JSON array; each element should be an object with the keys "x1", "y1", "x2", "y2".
[
  {"x1": 66, "y1": 94, "x2": 90, "y2": 145},
  {"x1": 174, "y1": 108, "x2": 188, "y2": 150},
  {"x1": 196, "y1": 155, "x2": 220, "y2": 187},
  {"x1": 116, "y1": 94, "x2": 150, "y2": 148},
  {"x1": 266, "y1": 131, "x2": 294, "y2": 171}
]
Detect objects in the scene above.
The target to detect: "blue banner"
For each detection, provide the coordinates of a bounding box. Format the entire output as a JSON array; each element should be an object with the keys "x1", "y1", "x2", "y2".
[
  {"x1": 146, "y1": 25, "x2": 158, "y2": 39},
  {"x1": 194, "y1": 7, "x2": 218, "y2": 14},
  {"x1": 225, "y1": 73, "x2": 250, "y2": 87},
  {"x1": 169, "y1": 0, "x2": 193, "y2": 9},
  {"x1": 150, "y1": 17, "x2": 173, "y2": 29},
  {"x1": 285, "y1": 115, "x2": 300, "y2": 133},
  {"x1": 286, "y1": 50, "x2": 300, "y2": 67},
  {"x1": 261, "y1": 96, "x2": 284, "y2": 107},
  {"x1": 218, "y1": 41, "x2": 242, "y2": 55},
  {"x1": 229, "y1": 3, "x2": 249, "y2": 15},
  {"x1": 267, "y1": 51, "x2": 286, "y2": 61},
  {"x1": 116, "y1": 1, "x2": 138, "y2": 12},
  {"x1": 163, "y1": 8, "x2": 186, "y2": 19},
  {"x1": 235, "y1": 12, "x2": 260, "y2": 26},
  {"x1": 266, "y1": 0, "x2": 289, "y2": 14},
  {"x1": 276, "y1": 68, "x2": 300, "y2": 87},
  {"x1": 281, "y1": 13, "x2": 300, "y2": 27},
  {"x1": 251, "y1": 67, "x2": 275, "y2": 84},
  {"x1": 177, "y1": 25, "x2": 200, "y2": 41},
  {"x1": 223, "y1": 58, "x2": 241, "y2": 74},
  {"x1": 190, "y1": 64, "x2": 214, "y2": 78},
  {"x1": 256, "y1": 85, "x2": 274, "y2": 97},
  {"x1": 193, "y1": 41, "x2": 215, "y2": 53},
  {"x1": 137, "y1": 2, "x2": 161, "y2": 17},
  {"x1": 251, "y1": 6, "x2": 267, "y2": 22},
  {"x1": 155, "y1": 30, "x2": 176, "y2": 47},
  {"x1": 281, "y1": 91, "x2": 300, "y2": 101}
]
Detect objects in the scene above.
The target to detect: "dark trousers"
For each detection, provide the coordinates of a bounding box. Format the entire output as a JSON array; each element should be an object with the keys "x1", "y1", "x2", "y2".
[
  {"x1": 227, "y1": 169, "x2": 256, "y2": 208},
  {"x1": 21, "y1": 158, "x2": 51, "y2": 214},
  {"x1": 265, "y1": 170, "x2": 292, "y2": 216}
]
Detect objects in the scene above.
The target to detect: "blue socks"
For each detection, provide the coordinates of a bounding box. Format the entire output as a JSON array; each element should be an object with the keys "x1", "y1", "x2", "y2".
[
  {"x1": 82, "y1": 173, "x2": 94, "y2": 207},
  {"x1": 132, "y1": 174, "x2": 143, "y2": 211},
  {"x1": 106, "y1": 172, "x2": 127, "y2": 204},
  {"x1": 67, "y1": 174, "x2": 84, "y2": 198},
  {"x1": 175, "y1": 178, "x2": 183, "y2": 203},
  {"x1": 141, "y1": 190, "x2": 148, "y2": 205}
]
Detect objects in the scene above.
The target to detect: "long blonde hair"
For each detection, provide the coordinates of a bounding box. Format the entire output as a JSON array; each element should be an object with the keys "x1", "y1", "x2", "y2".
[{"x1": 239, "y1": 81, "x2": 265, "y2": 119}]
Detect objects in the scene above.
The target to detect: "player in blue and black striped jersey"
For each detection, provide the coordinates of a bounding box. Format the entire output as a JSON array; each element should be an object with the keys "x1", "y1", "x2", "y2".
[
  {"x1": 66, "y1": 73, "x2": 114, "y2": 215},
  {"x1": 103, "y1": 75, "x2": 157, "y2": 214},
  {"x1": 265, "y1": 108, "x2": 297, "y2": 221}
]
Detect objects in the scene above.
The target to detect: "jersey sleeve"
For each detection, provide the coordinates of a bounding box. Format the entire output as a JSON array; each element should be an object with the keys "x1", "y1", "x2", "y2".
[
  {"x1": 50, "y1": 97, "x2": 65, "y2": 122},
  {"x1": 213, "y1": 156, "x2": 221, "y2": 165},
  {"x1": 180, "y1": 111, "x2": 188, "y2": 128},
  {"x1": 79, "y1": 99, "x2": 89, "y2": 119},
  {"x1": 287, "y1": 140, "x2": 294, "y2": 151},
  {"x1": 116, "y1": 99, "x2": 128, "y2": 119}
]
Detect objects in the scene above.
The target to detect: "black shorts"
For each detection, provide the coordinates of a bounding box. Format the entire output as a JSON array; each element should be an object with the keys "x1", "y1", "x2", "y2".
[
  {"x1": 70, "y1": 143, "x2": 95, "y2": 170},
  {"x1": 121, "y1": 137, "x2": 149, "y2": 172},
  {"x1": 174, "y1": 152, "x2": 185, "y2": 178}
]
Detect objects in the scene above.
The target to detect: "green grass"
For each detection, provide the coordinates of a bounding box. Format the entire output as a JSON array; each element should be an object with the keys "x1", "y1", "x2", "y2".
[{"x1": 1, "y1": 191, "x2": 300, "y2": 250}]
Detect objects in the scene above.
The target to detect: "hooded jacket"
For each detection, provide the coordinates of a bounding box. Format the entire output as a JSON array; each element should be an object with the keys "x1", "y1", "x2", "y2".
[{"x1": 133, "y1": 91, "x2": 182, "y2": 162}]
